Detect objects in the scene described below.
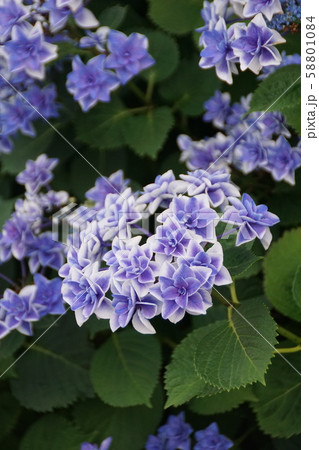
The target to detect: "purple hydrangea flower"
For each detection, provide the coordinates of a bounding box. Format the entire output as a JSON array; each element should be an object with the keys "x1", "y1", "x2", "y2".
[
  {"x1": 137, "y1": 170, "x2": 176, "y2": 214},
  {"x1": 150, "y1": 262, "x2": 212, "y2": 323},
  {"x1": 80, "y1": 437, "x2": 112, "y2": 450},
  {"x1": 16, "y1": 154, "x2": 58, "y2": 194},
  {"x1": 221, "y1": 193, "x2": 280, "y2": 249},
  {"x1": 145, "y1": 434, "x2": 166, "y2": 450},
  {"x1": 61, "y1": 262, "x2": 112, "y2": 326},
  {"x1": 42, "y1": 0, "x2": 98, "y2": 33},
  {"x1": 0, "y1": 0, "x2": 29, "y2": 42},
  {"x1": 105, "y1": 30, "x2": 155, "y2": 84},
  {"x1": 25, "y1": 84, "x2": 59, "y2": 119},
  {"x1": 0, "y1": 96, "x2": 35, "y2": 137},
  {"x1": 80, "y1": 26, "x2": 109, "y2": 52},
  {"x1": 4, "y1": 22, "x2": 57, "y2": 80},
  {"x1": 39, "y1": 189, "x2": 69, "y2": 210},
  {"x1": 197, "y1": 1, "x2": 219, "y2": 34},
  {"x1": 66, "y1": 55, "x2": 120, "y2": 112},
  {"x1": 86, "y1": 170, "x2": 129, "y2": 209},
  {"x1": 265, "y1": 136, "x2": 301, "y2": 184},
  {"x1": 257, "y1": 111, "x2": 290, "y2": 139},
  {"x1": 158, "y1": 412, "x2": 193, "y2": 450},
  {"x1": 199, "y1": 17, "x2": 238, "y2": 84},
  {"x1": 258, "y1": 52, "x2": 301, "y2": 80},
  {"x1": 158, "y1": 195, "x2": 219, "y2": 243},
  {"x1": 232, "y1": 133, "x2": 269, "y2": 174},
  {"x1": 194, "y1": 422, "x2": 233, "y2": 450},
  {"x1": 232, "y1": 14, "x2": 285, "y2": 74},
  {"x1": 1, "y1": 214, "x2": 34, "y2": 260},
  {"x1": 110, "y1": 282, "x2": 161, "y2": 334},
  {"x1": 27, "y1": 232, "x2": 64, "y2": 274},
  {"x1": 33, "y1": 274, "x2": 65, "y2": 317},
  {"x1": 0, "y1": 286, "x2": 39, "y2": 338},
  {"x1": 0, "y1": 135, "x2": 13, "y2": 155},
  {"x1": 178, "y1": 241, "x2": 232, "y2": 289},
  {"x1": 203, "y1": 91, "x2": 231, "y2": 128},
  {"x1": 243, "y1": 0, "x2": 283, "y2": 20}
]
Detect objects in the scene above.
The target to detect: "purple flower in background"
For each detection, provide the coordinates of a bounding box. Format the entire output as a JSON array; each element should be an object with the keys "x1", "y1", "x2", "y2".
[
  {"x1": 27, "y1": 232, "x2": 64, "y2": 274},
  {"x1": 80, "y1": 26, "x2": 109, "y2": 52},
  {"x1": 0, "y1": 135, "x2": 13, "y2": 155},
  {"x1": 221, "y1": 193, "x2": 279, "y2": 249},
  {"x1": 0, "y1": 0, "x2": 29, "y2": 42},
  {"x1": 265, "y1": 136, "x2": 301, "y2": 184},
  {"x1": 105, "y1": 30, "x2": 155, "y2": 84},
  {"x1": 178, "y1": 241, "x2": 232, "y2": 289},
  {"x1": 151, "y1": 262, "x2": 212, "y2": 323},
  {"x1": 203, "y1": 91, "x2": 231, "y2": 128},
  {"x1": 243, "y1": 0, "x2": 283, "y2": 20},
  {"x1": 33, "y1": 274, "x2": 65, "y2": 317},
  {"x1": 25, "y1": 84, "x2": 59, "y2": 119},
  {"x1": 158, "y1": 412, "x2": 193, "y2": 450},
  {"x1": 145, "y1": 434, "x2": 166, "y2": 450},
  {"x1": 199, "y1": 17, "x2": 238, "y2": 84},
  {"x1": 86, "y1": 170, "x2": 130, "y2": 209},
  {"x1": 257, "y1": 111, "x2": 290, "y2": 139},
  {"x1": 110, "y1": 282, "x2": 161, "y2": 334},
  {"x1": 16, "y1": 154, "x2": 58, "y2": 194},
  {"x1": 80, "y1": 437, "x2": 112, "y2": 450},
  {"x1": 0, "y1": 286, "x2": 38, "y2": 338},
  {"x1": 137, "y1": 170, "x2": 176, "y2": 214},
  {"x1": 66, "y1": 55, "x2": 120, "y2": 112},
  {"x1": 61, "y1": 262, "x2": 112, "y2": 325},
  {"x1": 226, "y1": 94, "x2": 251, "y2": 127},
  {"x1": 258, "y1": 52, "x2": 301, "y2": 80},
  {"x1": 233, "y1": 133, "x2": 269, "y2": 174},
  {"x1": 4, "y1": 22, "x2": 57, "y2": 79},
  {"x1": 232, "y1": 14, "x2": 285, "y2": 74},
  {"x1": 194, "y1": 422, "x2": 233, "y2": 450},
  {"x1": 42, "y1": 0, "x2": 98, "y2": 33},
  {"x1": 197, "y1": 1, "x2": 219, "y2": 34},
  {"x1": 158, "y1": 195, "x2": 218, "y2": 243},
  {"x1": 1, "y1": 214, "x2": 34, "y2": 260},
  {"x1": 178, "y1": 135, "x2": 217, "y2": 171},
  {"x1": 0, "y1": 96, "x2": 35, "y2": 137}
]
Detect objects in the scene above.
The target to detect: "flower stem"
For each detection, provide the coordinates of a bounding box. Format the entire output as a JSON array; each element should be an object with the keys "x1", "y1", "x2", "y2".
[
  {"x1": 0, "y1": 272, "x2": 16, "y2": 288},
  {"x1": 146, "y1": 72, "x2": 156, "y2": 104},
  {"x1": 129, "y1": 81, "x2": 147, "y2": 103},
  {"x1": 229, "y1": 282, "x2": 240, "y2": 306},
  {"x1": 277, "y1": 326, "x2": 301, "y2": 345},
  {"x1": 276, "y1": 345, "x2": 301, "y2": 354}
]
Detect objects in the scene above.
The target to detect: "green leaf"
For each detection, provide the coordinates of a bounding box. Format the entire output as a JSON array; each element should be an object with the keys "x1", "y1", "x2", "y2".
[
  {"x1": 164, "y1": 325, "x2": 220, "y2": 408},
  {"x1": 124, "y1": 107, "x2": 174, "y2": 158},
  {"x1": 0, "y1": 197, "x2": 16, "y2": 228},
  {"x1": 90, "y1": 329, "x2": 161, "y2": 407},
  {"x1": 99, "y1": 5, "x2": 128, "y2": 28},
  {"x1": 222, "y1": 236, "x2": 262, "y2": 279},
  {"x1": 10, "y1": 315, "x2": 94, "y2": 411},
  {"x1": 194, "y1": 300, "x2": 278, "y2": 390},
  {"x1": 0, "y1": 331, "x2": 24, "y2": 361},
  {"x1": 250, "y1": 65, "x2": 301, "y2": 134},
  {"x1": 75, "y1": 98, "x2": 128, "y2": 150},
  {"x1": 141, "y1": 31, "x2": 180, "y2": 82},
  {"x1": 253, "y1": 354, "x2": 301, "y2": 438},
  {"x1": 159, "y1": 58, "x2": 220, "y2": 116},
  {"x1": 72, "y1": 386, "x2": 164, "y2": 450},
  {"x1": 1, "y1": 125, "x2": 55, "y2": 174},
  {"x1": 0, "y1": 392, "x2": 21, "y2": 442},
  {"x1": 292, "y1": 264, "x2": 301, "y2": 310},
  {"x1": 148, "y1": 0, "x2": 203, "y2": 35},
  {"x1": 264, "y1": 228, "x2": 301, "y2": 321},
  {"x1": 20, "y1": 414, "x2": 86, "y2": 450},
  {"x1": 189, "y1": 385, "x2": 257, "y2": 415}
]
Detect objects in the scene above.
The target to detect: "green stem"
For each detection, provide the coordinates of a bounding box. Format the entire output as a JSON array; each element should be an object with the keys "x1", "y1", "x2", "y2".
[
  {"x1": 212, "y1": 288, "x2": 233, "y2": 307},
  {"x1": 146, "y1": 72, "x2": 156, "y2": 104},
  {"x1": 129, "y1": 81, "x2": 147, "y2": 103},
  {"x1": 113, "y1": 106, "x2": 150, "y2": 121},
  {"x1": 277, "y1": 326, "x2": 301, "y2": 345},
  {"x1": 229, "y1": 282, "x2": 240, "y2": 306},
  {"x1": 276, "y1": 345, "x2": 301, "y2": 354}
]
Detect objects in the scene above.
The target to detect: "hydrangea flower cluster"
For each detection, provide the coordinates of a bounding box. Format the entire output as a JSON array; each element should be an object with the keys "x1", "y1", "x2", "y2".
[
  {"x1": 0, "y1": 154, "x2": 68, "y2": 338},
  {"x1": 0, "y1": 0, "x2": 154, "y2": 154},
  {"x1": 0, "y1": 153, "x2": 279, "y2": 338},
  {"x1": 268, "y1": 0, "x2": 301, "y2": 31},
  {"x1": 197, "y1": 0, "x2": 287, "y2": 83},
  {"x1": 178, "y1": 89, "x2": 301, "y2": 185}
]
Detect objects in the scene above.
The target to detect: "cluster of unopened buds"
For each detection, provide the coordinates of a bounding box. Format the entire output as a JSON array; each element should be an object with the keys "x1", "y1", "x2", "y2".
[
  {"x1": 197, "y1": 0, "x2": 300, "y2": 83},
  {"x1": 0, "y1": 0, "x2": 154, "y2": 154},
  {"x1": 0, "y1": 153, "x2": 280, "y2": 338}
]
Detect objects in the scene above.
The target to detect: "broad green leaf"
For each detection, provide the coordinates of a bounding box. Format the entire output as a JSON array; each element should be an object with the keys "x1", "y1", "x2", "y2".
[
  {"x1": 141, "y1": 31, "x2": 180, "y2": 82},
  {"x1": 164, "y1": 325, "x2": 220, "y2": 408},
  {"x1": 72, "y1": 386, "x2": 164, "y2": 450},
  {"x1": 250, "y1": 65, "x2": 301, "y2": 134},
  {"x1": 124, "y1": 107, "x2": 174, "y2": 159},
  {"x1": 221, "y1": 236, "x2": 262, "y2": 279},
  {"x1": 75, "y1": 98, "x2": 128, "y2": 150},
  {"x1": 20, "y1": 414, "x2": 86, "y2": 450},
  {"x1": 99, "y1": 5, "x2": 128, "y2": 28},
  {"x1": 90, "y1": 329, "x2": 161, "y2": 407},
  {"x1": 0, "y1": 331, "x2": 24, "y2": 361},
  {"x1": 0, "y1": 392, "x2": 21, "y2": 441},
  {"x1": 189, "y1": 385, "x2": 257, "y2": 415},
  {"x1": 194, "y1": 300, "x2": 278, "y2": 390},
  {"x1": 292, "y1": 265, "x2": 301, "y2": 310},
  {"x1": 264, "y1": 228, "x2": 301, "y2": 321},
  {"x1": 159, "y1": 58, "x2": 220, "y2": 116},
  {"x1": 10, "y1": 315, "x2": 94, "y2": 411},
  {"x1": 0, "y1": 197, "x2": 16, "y2": 228},
  {"x1": 253, "y1": 354, "x2": 301, "y2": 438},
  {"x1": 148, "y1": 0, "x2": 202, "y2": 35}
]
